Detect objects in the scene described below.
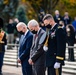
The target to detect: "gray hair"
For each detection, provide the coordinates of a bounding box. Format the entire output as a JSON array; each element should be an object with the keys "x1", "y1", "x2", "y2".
[
  {"x1": 28, "y1": 19, "x2": 39, "y2": 27},
  {"x1": 16, "y1": 22, "x2": 27, "y2": 28},
  {"x1": 55, "y1": 10, "x2": 59, "y2": 14}
]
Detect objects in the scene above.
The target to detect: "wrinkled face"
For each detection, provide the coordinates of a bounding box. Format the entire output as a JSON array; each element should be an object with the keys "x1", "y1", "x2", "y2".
[
  {"x1": 28, "y1": 25, "x2": 39, "y2": 34},
  {"x1": 17, "y1": 26, "x2": 23, "y2": 32},
  {"x1": 28, "y1": 24, "x2": 38, "y2": 31},
  {"x1": 55, "y1": 11, "x2": 59, "y2": 15},
  {"x1": 17, "y1": 26, "x2": 26, "y2": 35}
]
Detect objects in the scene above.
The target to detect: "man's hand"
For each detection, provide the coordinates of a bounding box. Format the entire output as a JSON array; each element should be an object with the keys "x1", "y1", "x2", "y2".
[
  {"x1": 54, "y1": 62, "x2": 61, "y2": 69},
  {"x1": 17, "y1": 58, "x2": 21, "y2": 63},
  {"x1": 28, "y1": 59, "x2": 34, "y2": 65},
  {"x1": 43, "y1": 45, "x2": 48, "y2": 52}
]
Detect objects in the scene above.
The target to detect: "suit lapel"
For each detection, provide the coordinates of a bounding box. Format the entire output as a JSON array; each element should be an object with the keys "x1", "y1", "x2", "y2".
[
  {"x1": 20, "y1": 31, "x2": 29, "y2": 46},
  {"x1": 50, "y1": 24, "x2": 58, "y2": 33},
  {"x1": 34, "y1": 29, "x2": 42, "y2": 47},
  {"x1": 32, "y1": 29, "x2": 42, "y2": 48},
  {"x1": 52, "y1": 24, "x2": 58, "y2": 31},
  {"x1": 20, "y1": 35, "x2": 24, "y2": 45}
]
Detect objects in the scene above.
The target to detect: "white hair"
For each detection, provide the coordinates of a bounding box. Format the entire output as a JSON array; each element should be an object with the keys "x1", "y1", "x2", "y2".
[
  {"x1": 55, "y1": 10, "x2": 59, "y2": 14},
  {"x1": 16, "y1": 22, "x2": 27, "y2": 28},
  {"x1": 28, "y1": 19, "x2": 39, "y2": 27}
]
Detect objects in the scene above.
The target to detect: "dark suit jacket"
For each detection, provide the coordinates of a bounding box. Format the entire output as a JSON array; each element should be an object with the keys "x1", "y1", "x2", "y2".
[
  {"x1": 30, "y1": 29, "x2": 46, "y2": 66},
  {"x1": 54, "y1": 15, "x2": 63, "y2": 24},
  {"x1": 46, "y1": 24, "x2": 66, "y2": 67},
  {"x1": 63, "y1": 16, "x2": 71, "y2": 26},
  {"x1": 19, "y1": 31, "x2": 33, "y2": 67}
]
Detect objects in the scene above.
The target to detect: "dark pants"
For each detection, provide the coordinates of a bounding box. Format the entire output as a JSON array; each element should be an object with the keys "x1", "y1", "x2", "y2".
[
  {"x1": 47, "y1": 65, "x2": 62, "y2": 75},
  {"x1": 32, "y1": 65, "x2": 45, "y2": 75},
  {"x1": 68, "y1": 43, "x2": 75, "y2": 61},
  {"x1": 0, "y1": 52, "x2": 5, "y2": 73},
  {"x1": 21, "y1": 63, "x2": 32, "y2": 75}
]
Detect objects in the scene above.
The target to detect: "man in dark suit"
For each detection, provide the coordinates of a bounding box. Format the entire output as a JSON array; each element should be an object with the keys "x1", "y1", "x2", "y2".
[
  {"x1": 54, "y1": 10, "x2": 63, "y2": 24},
  {"x1": 28, "y1": 19, "x2": 46, "y2": 75},
  {"x1": 43, "y1": 14, "x2": 66, "y2": 75},
  {"x1": 63, "y1": 12, "x2": 71, "y2": 27},
  {"x1": 16, "y1": 22, "x2": 33, "y2": 75},
  {"x1": 0, "y1": 18, "x2": 7, "y2": 75}
]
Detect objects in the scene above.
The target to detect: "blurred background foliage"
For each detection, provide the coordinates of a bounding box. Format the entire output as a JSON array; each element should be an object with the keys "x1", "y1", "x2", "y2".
[
  {"x1": 16, "y1": 5, "x2": 28, "y2": 24},
  {"x1": 0, "y1": 0, "x2": 19, "y2": 23},
  {"x1": 0, "y1": 0, "x2": 76, "y2": 25},
  {"x1": 54, "y1": 0, "x2": 76, "y2": 19}
]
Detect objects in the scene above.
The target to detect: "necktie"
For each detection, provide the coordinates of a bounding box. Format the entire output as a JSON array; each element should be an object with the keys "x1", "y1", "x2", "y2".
[
  {"x1": 20, "y1": 35, "x2": 25, "y2": 44},
  {"x1": 34, "y1": 34, "x2": 38, "y2": 40},
  {"x1": 32, "y1": 34, "x2": 38, "y2": 49}
]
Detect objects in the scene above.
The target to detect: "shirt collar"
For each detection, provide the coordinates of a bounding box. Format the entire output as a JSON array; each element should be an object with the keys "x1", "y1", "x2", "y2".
[
  {"x1": 24, "y1": 29, "x2": 29, "y2": 36},
  {"x1": 62, "y1": 26, "x2": 65, "y2": 28},
  {"x1": 51, "y1": 23, "x2": 57, "y2": 30},
  {"x1": 37, "y1": 28, "x2": 41, "y2": 34}
]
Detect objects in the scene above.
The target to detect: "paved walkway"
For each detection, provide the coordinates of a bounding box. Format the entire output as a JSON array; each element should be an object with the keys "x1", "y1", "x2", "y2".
[
  {"x1": 3, "y1": 65, "x2": 21, "y2": 75},
  {"x1": 2, "y1": 65, "x2": 75, "y2": 75}
]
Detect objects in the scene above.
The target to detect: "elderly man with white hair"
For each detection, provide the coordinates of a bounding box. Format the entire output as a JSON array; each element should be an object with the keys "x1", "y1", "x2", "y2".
[
  {"x1": 16, "y1": 22, "x2": 33, "y2": 75},
  {"x1": 28, "y1": 19, "x2": 46, "y2": 75},
  {"x1": 54, "y1": 10, "x2": 63, "y2": 24}
]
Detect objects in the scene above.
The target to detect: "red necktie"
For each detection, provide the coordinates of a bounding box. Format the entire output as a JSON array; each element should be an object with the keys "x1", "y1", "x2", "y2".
[{"x1": 34, "y1": 34, "x2": 38, "y2": 40}]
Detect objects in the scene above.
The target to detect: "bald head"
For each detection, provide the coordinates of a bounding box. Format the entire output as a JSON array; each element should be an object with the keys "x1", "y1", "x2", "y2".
[{"x1": 16, "y1": 22, "x2": 27, "y2": 32}]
